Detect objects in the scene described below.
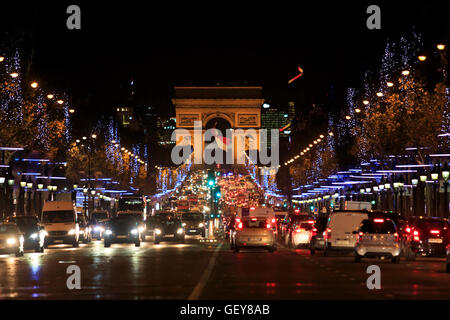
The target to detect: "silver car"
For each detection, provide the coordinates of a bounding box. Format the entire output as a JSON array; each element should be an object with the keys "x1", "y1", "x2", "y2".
[
  {"x1": 354, "y1": 218, "x2": 401, "y2": 263},
  {"x1": 232, "y1": 217, "x2": 276, "y2": 252}
]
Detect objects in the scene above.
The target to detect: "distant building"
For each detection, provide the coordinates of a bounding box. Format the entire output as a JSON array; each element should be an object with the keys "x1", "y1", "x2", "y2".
[{"x1": 157, "y1": 117, "x2": 176, "y2": 146}]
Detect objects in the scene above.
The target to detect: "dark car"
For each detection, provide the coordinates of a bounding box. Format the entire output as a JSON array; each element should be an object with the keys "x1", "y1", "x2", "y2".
[
  {"x1": 5, "y1": 216, "x2": 45, "y2": 253},
  {"x1": 0, "y1": 223, "x2": 24, "y2": 256},
  {"x1": 153, "y1": 213, "x2": 185, "y2": 244},
  {"x1": 446, "y1": 244, "x2": 450, "y2": 273},
  {"x1": 403, "y1": 217, "x2": 450, "y2": 260},
  {"x1": 181, "y1": 212, "x2": 206, "y2": 237},
  {"x1": 89, "y1": 210, "x2": 109, "y2": 240},
  {"x1": 310, "y1": 215, "x2": 329, "y2": 254},
  {"x1": 103, "y1": 215, "x2": 141, "y2": 247}
]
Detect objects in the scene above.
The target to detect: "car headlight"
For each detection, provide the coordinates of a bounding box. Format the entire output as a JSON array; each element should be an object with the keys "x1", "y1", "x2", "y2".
[
  {"x1": 7, "y1": 238, "x2": 16, "y2": 245},
  {"x1": 155, "y1": 228, "x2": 162, "y2": 235},
  {"x1": 182, "y1": 223, "x2": 186, "y2": 227},
  {"x1": 30, "y1": 233, "x2": 38, "y2": 239},
  {"x1": 79, "y1": 230, "x2": 84, "y2": 234},
  {"x1": 41, "y1": 230, "x2": 48, "y2": 236},
  {"x1": 198, "y1": 223, "x2": 204, "y2": 228},
  {"x1": 138, "y1": 227, "x2": 144, "y2": 232},
  {"x1": 105, "y1": 230, "x2": 112, "y2": 235},
  {"x1": 177, "y1": 228, "x2": 184, "y2": 234},
  {"x1": 68, "y1": 229, "x2": 76, "y2": 235},
  {"x1": 131, "y1": 229, "x2": 138, "y2": 235}
]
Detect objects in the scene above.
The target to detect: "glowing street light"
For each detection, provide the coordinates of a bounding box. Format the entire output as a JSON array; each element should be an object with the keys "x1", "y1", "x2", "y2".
[
  {"x1": 376, "y1": 92, "x2": 383, "y2": 97},
  {"x1": 0, "y1": 56, "x2": 4, "y2": 62},
  {"x1": 69, "y1": 109, "x2": 75, "y2": 113},
  {"x1": 363, "y1": 100, "x2": 369, "y2": 105},
  {"x1": 56, "y1": 99, "x2": 64, "y2": 104},
  {"x1": 355, "y1": 108, "x2": 361, "y2": 113},
  {"x1": 386, "y1": 82, "x2": 394, "y2": 87},
  {"x1": 418, "y1": 55, "x2": 427, "y2": 61},
  {"x1": 10, "y1": 72, "x2": 19, "y2": 78},
  {"x1": 437, "y1": 44, "x2": 445, "y2": 50},
  {"x1": 319, "y1": 134, "x2": 324, "y2": 139},
  {"x1": 47, "y1": 94, "x2": 54, "y2": 99},
  {"x1": 30, "y1": 82, "x2": 39, "y2": 88},
  {"x1": 402, "y1": 70, "x2": 410, "y2": 76},
  {"x1": 91, "y1": 134, "x2": 97, "y2": 139},
  {"x1": 345, "y1": 115, "x2": 351, "y2": 120}
]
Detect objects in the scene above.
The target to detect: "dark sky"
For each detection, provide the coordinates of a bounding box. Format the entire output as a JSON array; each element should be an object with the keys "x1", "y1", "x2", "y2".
[{"x1": 1, "y1": 1, "x2": 449, "y2": 131}]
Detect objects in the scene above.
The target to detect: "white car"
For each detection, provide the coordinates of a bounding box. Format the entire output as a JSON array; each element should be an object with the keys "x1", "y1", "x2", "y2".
[
  {"x1": 354, "y1": 218, "x2": 401, "y2": 263},
  {"x1": 324, "y1": 211, "x2": 368, "y2": 256},
  {"x1": 41, "y1": 201, "x2": 79, "y2": 248},
  {"x1": 231, "y1": 217, "x2": 276, "y2": 252},
  {"x1": 286, "y1": 221, "x2": 315, "y2": 248}
]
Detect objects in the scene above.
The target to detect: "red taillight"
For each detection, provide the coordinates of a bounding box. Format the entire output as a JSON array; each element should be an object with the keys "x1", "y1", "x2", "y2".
[
  {"x1": 312, "y1": 228, "x2": 317, "y2": 236},
  {"x1": 394, "y1": 232, "x2": 399, "y2": 242},
  {"x1": 307, "y1": 220, "x2": 315, "y2": 224},
  {"x1": 294, "y1": 209, "x2": 300, "y2": 213},
  {"x1": 271, "y1": 218, "x2": 276, "y2": 223},
  {"x1": 266, "y1": 223, "x2": 271, "y2": 229},
  {"x1": 251, "y1": 217, "x2": 257, "y2": 221},
  {"x1": 324, "y1": 228, "x2": 331, "y2": 239},
  {"x1": 430, "y1": 230, "x2": 440, "y2": 234},
  {"x1": 359, "y1": 232, "x2": 364, "y2": 236},
  {"x1": 250, "y1": 207, "x2": 255, "y2": 211},
  {"x1": 413, "y1": 230, "x2": 420, "y2": 241},
  {"x1": 237, "y1": 222, "x2": 243, "y2": 229},
  {"x1": 373, "y1": 218, "x2": 384, "y2": 223},
  {"x1": 405, "y1": 227, "x2": 411, "y2": 233},
  {"x1": 236, "y1": 218, "x2": 241, "y2": 223}
]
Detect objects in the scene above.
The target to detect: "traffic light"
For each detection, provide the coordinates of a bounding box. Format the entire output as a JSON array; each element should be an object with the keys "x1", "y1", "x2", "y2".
[
  {"x1": 213, "y1": 186, "x2": 221, "y2": 201},
  {"x1": 207, "y1": 170, "x2": 215, "y2": 187}
]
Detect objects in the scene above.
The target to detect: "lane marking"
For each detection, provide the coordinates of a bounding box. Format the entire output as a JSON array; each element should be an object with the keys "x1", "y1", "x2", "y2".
[{"x1": 188, "y1": 243, "x2": 223, "y2": 300}]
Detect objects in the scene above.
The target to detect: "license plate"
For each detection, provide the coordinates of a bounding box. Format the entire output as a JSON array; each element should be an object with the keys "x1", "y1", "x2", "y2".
[
  {"x1": 54, "y1": 240, "x2": 63, "y2": 243},
  {"x1": 189, "y1": 230, "x2": 197, "y2": 232},
  {"x1": 166, "y1": 234, "x2": 174, "y2": 238},
  {"x1": 117, "y1": 235, "x2": 127, "y2": 239},
  {"x1": 248, "y1": 238, "x2": 262, "y2": 241},
  {"x1": 429, "y1": 238, "x2": 443, "y2": 243},
  {"x1": 336, "y1": 240, "x2": 349, "y2": 245}
]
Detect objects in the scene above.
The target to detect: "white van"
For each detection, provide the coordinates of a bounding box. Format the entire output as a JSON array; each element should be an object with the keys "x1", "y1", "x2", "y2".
[
  {"x1": 41, "y1": 201, "x2": 79, "y2": 247},
  {"x1": 324, "y1": 211, "x2": 368, "y2": 255}
]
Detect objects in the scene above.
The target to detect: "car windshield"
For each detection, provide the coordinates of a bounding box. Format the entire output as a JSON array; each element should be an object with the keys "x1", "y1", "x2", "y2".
[
  {"x1": 243, "y1": 220, "x2": 266, "y2": 228},
  {"x1": 109, "y1": 216, "x2": 137, "y2": 226},
  {"x1": 360, "y1": 220, "x2": 397, "y2": 234},
  {"x1": 415, "y1": 219, "x2": 449, "y2": 230},
  {"x1": 182, "y1": 213, "x2": 203, "y2": 221},
  {"x1": 0, "y1": 225, "x2": 18, "y2": 234},
  {"x1": 314, "y1": 217, "x2": 328, "y2": 232},
  {"x1": 92, "y1": 212, "x2": 108, "y2": 220},
  {"x1": 42, "y1": 211, "x2": 74, "y2": 223},
  {"x1": 12, "y1": 217, "x2": 38, "y2": 228}
]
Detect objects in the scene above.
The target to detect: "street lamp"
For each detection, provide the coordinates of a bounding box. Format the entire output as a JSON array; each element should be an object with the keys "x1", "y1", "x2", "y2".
[
  {"x1": 437, "y1": 44, "x2": 445, "y2": 50},
  {"x1": 30, "y1": 82, "x2": 38, "y2": 88},
  {"x1": 418, "y1": 55, "x2": 427, "y2": 61},
  {"x1": 442, "y1": 163, "x2": 449, "y2": 218},
  {"x1": 431, "y1": 164, "x2": 440, "y2": 217}
]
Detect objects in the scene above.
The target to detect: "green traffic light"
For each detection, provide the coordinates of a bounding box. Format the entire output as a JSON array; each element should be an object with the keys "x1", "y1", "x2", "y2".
[{"x1": 208, "y1": 180, "x2": 214, "y2": 186}]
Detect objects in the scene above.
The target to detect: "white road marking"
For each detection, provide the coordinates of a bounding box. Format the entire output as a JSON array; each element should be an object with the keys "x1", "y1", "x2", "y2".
[{"x1": 188, "y1": 243, "x2": 223, "y2": 300}]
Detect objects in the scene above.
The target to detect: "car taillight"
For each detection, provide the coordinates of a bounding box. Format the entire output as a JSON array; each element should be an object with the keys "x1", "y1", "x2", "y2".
[
  {"x1": 312, "y1": 228, "x2": 317, "y2": 236},
  {"x1": 394, "y1": 232, "x2": 399, "y2": 242},
  {"x1": 266, "y1": 223, "x2": 272, "y2": 229},
  {"x1": 307, "y1": 220, "x2": 315, "y2": 224},
  {"x1": 373, "y1": 218, "x2": 384, "y2": 223},
  {"x1": 271, "y1": 218, "x2": 276, "y2": 223},
  {"x1": 405, "y1": 227, "x2": 411, "y2": 233},
  {"x1": 430, "y1": 230, "x2": 440, "y2": 235},
  {"x1": 237, "y1": 222, "x2": 243, "y2": 229},
  {"x1": 324, "y1": 228, "x2": 331, "y2": 239},
  {"x1": 413, "y1": 230, "x2": 420, "y2": 241}
]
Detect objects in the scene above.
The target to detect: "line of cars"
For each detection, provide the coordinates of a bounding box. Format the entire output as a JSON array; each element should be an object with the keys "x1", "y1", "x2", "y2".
[{"x1": 277, "y1": 204, "x2": 450, "y2": 271}]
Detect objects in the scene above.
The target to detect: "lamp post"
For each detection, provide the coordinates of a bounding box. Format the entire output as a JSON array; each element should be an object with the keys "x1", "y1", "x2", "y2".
[
  {"x1": 7, "y1": 178, "x2": 14, "y2": 217},
  {"x1": 384, "y1": 182, "x2": 391, "y2": 212},
  {"x1": 419, "y1": 172, "x2": 427, "y2": 216},
  {"x1": 26, "y1": 178, "x2": 33, "y2": 216},
  {"x1": 393, "y1": 176, "x2": 399, "y2": 215},
  {"x1": 431, "y1": 163, "x2": 440, "y2": 217},
  {"x1": 83, "y1": 187, "x2": 88, "y2": 216},
  {"x1": 37, "y1": 183, "x2": 44, "y2": 218},
  {"x1": 19, "y1": 178, "x2": 26, "y2": 215},
  {"x1": 442, "y1": 163, "x2": 449, "y2": 218},
  {"x1": 0, "y1": 175, "x2": 5, "y2": 219},
  {"x1": 411, "y1": 176, "x2": 419, "y2": 217},
  {"x1": 398, "y1": 175, "x2": 405, "y2": 217}
]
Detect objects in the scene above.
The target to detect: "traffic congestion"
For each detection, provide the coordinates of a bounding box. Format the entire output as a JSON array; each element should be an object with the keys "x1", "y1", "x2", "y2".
[{"x1": 1, "y1": 168, "x2": 449, "y2": 295}]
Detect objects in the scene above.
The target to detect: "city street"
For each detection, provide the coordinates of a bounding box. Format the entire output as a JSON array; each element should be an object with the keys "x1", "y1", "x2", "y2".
[{"x1": 1, "y1": 237, "x2": 449, "y2": 300}]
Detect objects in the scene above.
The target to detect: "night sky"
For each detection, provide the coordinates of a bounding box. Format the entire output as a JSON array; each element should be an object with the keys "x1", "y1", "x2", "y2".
[{"x1": 1, "y1": 1, "x2": 449, "y2": 131}]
